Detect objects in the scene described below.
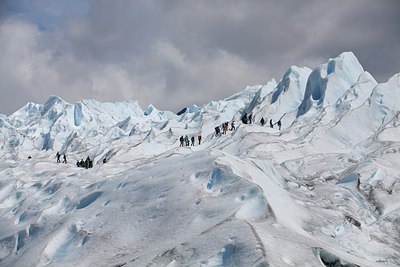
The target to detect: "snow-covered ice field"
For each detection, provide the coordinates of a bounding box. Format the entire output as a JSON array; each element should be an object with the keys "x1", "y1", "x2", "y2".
[{"x1": 0, "y1": 52, "x2": 400, "y2": 266}]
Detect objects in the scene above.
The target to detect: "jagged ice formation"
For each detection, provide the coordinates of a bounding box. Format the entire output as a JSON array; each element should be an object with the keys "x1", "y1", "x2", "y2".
[{"x1": 0, "y1": 52, "x2": 400, "y2": 266}]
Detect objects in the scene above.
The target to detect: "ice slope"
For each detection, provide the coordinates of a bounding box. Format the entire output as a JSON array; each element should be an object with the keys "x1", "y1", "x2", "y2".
[
  {"x1": 0, "y1": 149, "x2": 272, "y2": 267},
  {"x1": 250, "y1": 66, "x2": 312, "y2": 127},
  {"x1": 297, "y1": 52, "x2": 364, "y2": 118},
  {"x1": 1, "y1": 52, "x2": 400, "y2": 266}
]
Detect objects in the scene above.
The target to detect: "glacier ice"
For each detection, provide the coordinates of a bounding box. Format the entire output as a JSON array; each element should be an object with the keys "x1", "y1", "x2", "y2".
[{"x1": 0, "y1": 52, "x2": 400, "y2": 266}]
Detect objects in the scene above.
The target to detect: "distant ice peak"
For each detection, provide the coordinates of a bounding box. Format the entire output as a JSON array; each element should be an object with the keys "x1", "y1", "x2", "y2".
[{"x1": 297, "y1": 52, "x2": 365, "y2": 117}]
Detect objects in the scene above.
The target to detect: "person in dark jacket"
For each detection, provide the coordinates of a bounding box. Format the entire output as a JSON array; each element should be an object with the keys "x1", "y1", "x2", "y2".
[
  {"x1": 269, "y1": 119, "x2": 274, "y2": 128},
  {"x1": 191, "y1": 136, "x2": 195, "y2": 146},
  {"x1": 230, "y1": 121, "x2": 235, "y2": 131},
  {"x1": 185, "y1": 135, "x2": 189, "y2": 146},
  {"x1": 260, "y1": 117, "x2": 265, "y2": 126},
  {"x1": 241, "y1": 113, "x2": 248, "y2": 124},
  {"x1": 215, "y1": 126, "x2": 221, "y2": 137},
  {"x1": 85, "y1": 156, "x2": 90, "y2": 169},
  {"x1": 277, "y1": 120, "x2": 282, "y2": 130}
]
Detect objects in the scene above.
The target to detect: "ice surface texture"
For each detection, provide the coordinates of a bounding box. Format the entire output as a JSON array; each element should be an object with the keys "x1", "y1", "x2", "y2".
[{"x1": 0, "y1": 52, "x2": 400, "y2": 266}]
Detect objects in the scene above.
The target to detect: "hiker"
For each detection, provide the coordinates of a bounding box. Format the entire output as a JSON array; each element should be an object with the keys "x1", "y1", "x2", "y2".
[
  {"x1": 185, "y1": 135, "x2": 189, "y2": 146},
  {"x1": 179, "y1": 136, "x2": 184, "y2": 147},
  {"x1": 191, "y1": 136, "x2": 195, "y2": 146},
  {"x1": 198, "y1": 135, "x2": 202, "y2": 145},
  {"x1": 241, "y1": 113, "x2": 248, "y2": 124},
  {"x1": 222, "y1": 122, "x2": 228, "y2": 134},
  {"x1": 230, "y1": 121, "x2": 235, "y2": 131},
  {"x1": 56, "y1": 151, "x2": 61, "y2": 163},
  {"x1": 80, "y1": 159, "x2": 84, "y2": 167},
  {"x1": 85, "y1": 156, "x2": 90, "y2": 169},
  {"x1": 260, "y1": 117, "x2": 265, "y2": 126},
  {"x1": 76, "y1": 160, "x2": 80, "y2": 167},
  {"x1": 103, "y1": 157, "x2": 107, "y2": 164},
  {"x1": 269, "y1": 119, "x2": 274, "y2": 128},
  {"x1": 62, "y1": 154, "x2": 67, "y2": 164},
  {"x1": 277, "y1": 120, "x2": 282, "y2": 130},
  {"x1": 215, "y1": 126, "x2": 221, "y2": 137},
  {"x1": 248, "y1": 113, "x2": 253, "y2": 124}
]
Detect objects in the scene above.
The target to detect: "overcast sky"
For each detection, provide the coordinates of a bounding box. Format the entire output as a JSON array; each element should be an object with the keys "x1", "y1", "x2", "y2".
[{"x1": 0, "y1": 0, "x2": 399, "y2": 115}]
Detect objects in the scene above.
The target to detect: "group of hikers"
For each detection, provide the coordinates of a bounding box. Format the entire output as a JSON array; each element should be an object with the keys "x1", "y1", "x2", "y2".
[
  {"x1": 263, "y1": 117, "x2": 282, "y2": 130},
  {"x1": 241, "y1": 113, "x2": 253, "y2": 124},
  {"x1": 180, "y1": 135, "x2": 202, "y2": 147},
  {"x1": 56, "y1": 151, "x2": 67, "y2": 164},
  {"x1": 56, "y1": 151, "x2": 104, "y2": 169},
  {"x1": 54, "y1": 112, "x2": 282, "y2": 158},
  {"x1": 242, "y1": 113, "x2": 282, "y2": 130},
  {"x1": 214, "y1": 121, "x2": 235, "y2": 137},
  {"x1": 180, "y1": 112, "x2": 283, "y2": 146},
  {"x1": 76, "y1": 156, "x2": 94, "y2": 169}
]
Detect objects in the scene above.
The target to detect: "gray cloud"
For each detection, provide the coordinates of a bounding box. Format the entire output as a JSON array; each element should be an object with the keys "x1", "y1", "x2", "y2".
[{"x1": 0, "y1": 0, "x2": 399, "y2": 115}]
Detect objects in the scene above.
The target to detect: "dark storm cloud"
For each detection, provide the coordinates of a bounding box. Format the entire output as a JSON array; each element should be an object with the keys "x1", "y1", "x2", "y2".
[{"x1": 0, "y1": 0, "x2": 399, "y2": 115}]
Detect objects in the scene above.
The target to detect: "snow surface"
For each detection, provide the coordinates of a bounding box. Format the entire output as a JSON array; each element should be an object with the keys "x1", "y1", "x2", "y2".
[{"x1": 1, "y1": 52, "x2": 400, "y2": 266}]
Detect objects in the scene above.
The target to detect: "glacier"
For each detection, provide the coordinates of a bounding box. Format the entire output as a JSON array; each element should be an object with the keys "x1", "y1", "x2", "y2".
[{"x1": 0, "y1": 52, "x2": 400, "y2": 266}]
